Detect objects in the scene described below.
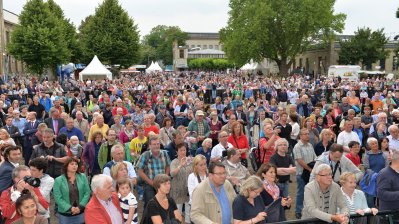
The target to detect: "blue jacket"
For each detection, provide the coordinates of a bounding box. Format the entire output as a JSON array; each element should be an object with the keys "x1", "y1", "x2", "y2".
[
  {"x1": 0, "y1": 161, "x2": 15, "y2": 192},
  {"x1": 39, "y1": 97, "x2": 52, "y2": 113}
]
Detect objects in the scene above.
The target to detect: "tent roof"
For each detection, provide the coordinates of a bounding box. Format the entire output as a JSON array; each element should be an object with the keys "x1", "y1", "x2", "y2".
[
  {"x1": 146, "y1": 61, "x2": 163, "y2": 73},
  {"x1": 79, "y1": 55, "x2": 112, "y2": 76}
]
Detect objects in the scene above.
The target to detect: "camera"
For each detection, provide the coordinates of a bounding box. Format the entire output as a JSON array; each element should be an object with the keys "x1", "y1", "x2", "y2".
[{"x1": 23, "y1": 176, "x2": 41, "y2": 188}]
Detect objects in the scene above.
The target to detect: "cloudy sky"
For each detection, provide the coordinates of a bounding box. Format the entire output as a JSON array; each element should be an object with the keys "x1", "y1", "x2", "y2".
[{"x1": 5, "y1": 0, "x2": 399, "y2": 39}]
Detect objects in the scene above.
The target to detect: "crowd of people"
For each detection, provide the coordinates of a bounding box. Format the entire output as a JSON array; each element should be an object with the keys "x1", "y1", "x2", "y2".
[{"x1": 0, "y1": 71, "x2": 399, "y2": 224}]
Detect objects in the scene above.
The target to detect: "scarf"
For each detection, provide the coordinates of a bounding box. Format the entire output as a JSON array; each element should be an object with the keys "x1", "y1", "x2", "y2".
[
  {"x1": 124, "y1": 127, "x2": 135, "y2": 140},
  {"x1": 264, "y1": 180, "x2": 280, "y2": 201}
]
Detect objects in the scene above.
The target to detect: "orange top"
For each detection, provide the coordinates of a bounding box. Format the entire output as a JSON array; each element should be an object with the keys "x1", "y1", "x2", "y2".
[{"x1": 371, "y1": 100, "x2": 384, "y2": 114}]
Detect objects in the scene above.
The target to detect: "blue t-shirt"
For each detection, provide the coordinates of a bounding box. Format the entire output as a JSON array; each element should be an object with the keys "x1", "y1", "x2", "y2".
[{"x1": 210, "y1": 182, "x2": 231, "y2": 224}]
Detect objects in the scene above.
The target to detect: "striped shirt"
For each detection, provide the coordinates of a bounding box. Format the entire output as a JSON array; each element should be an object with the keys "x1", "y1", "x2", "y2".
[
  {"x1": 341, "y1": 188, "x2": 371, "y2": 214},
  {"x1": 119, "y1": 192, "x2": 138, "y2": 224}
]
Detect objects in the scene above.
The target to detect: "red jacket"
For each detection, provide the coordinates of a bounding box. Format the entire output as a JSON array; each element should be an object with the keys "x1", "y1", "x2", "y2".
[
  {"x1": 84, "y1": 192, "x2": 123, "y2": 224},
  {"x1": 0, "y1": 187, "x2": 49, "y2": 224}
]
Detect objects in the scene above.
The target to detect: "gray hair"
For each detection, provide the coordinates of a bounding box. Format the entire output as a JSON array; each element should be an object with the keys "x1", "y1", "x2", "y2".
[
  {"x1": 91, "y1": 174, "x2": 112, "y2": 193},
  {"x1": 111, "y1": 144, "x2": 124, "y2": 154},
  {"x1": 388, "y1": 124, "x2": 398, "y2": 134},
  {"x1": 239, "y1": 175, "x2": 263, "y2": 197},
  {"x1": 367, "y1": 137, "x2": 378, "y2": 146},
  {"x1": 274, "y1": 138, "x2": 288, "y2": 151},
  {"x1": 12, "y1": 165, "x2": 30, "y2": 180},
  {"x1": 392, "y1": 150, "x2": 399, "y2": 161},
  {"x1": 314, "y1": 164, "x2": 331, "y2": 175},
  {"x1": 202, "y1": 138, "x2": 212, "y2": 147},
  {"x1": 43, "y1": 128, "x2": 54, "y2": 136}
]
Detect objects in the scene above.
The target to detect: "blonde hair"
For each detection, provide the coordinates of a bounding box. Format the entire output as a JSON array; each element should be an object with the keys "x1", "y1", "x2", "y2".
[
  {"x1": 319, "y1": 129, "x2": 331, "y2": 140},
  {"x1": 201, "y1": 138, "x2": 212, "y2": 148},
  {"x1": 192, "y1": 154, "x2": 207, "y2": 175},
  {"x1": 339, "y1": 172, "x2": 356, "y2": 186},
  {"x1": 240, "y1": 175, "x2": 263, "y2": 198},
  {"x1": 0, "y1": 129, "x2": 10, "y2": 139},
  {"x1": 110, "y1": 162, "x2": 128, "y2": 180}
]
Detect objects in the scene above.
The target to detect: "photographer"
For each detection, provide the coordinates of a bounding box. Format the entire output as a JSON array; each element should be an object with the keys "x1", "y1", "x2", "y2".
[
  {"x1": 0, "y1": 165, "x2": 49, "y2": 224},
  {"x1": 29, "y1": 158, "x2": 54, "y2": 220}
]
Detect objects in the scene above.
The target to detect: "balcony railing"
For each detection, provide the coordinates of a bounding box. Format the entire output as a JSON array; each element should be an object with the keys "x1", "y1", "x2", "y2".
[{"x1": 271, "y1": 210, "x2": 399, "y2": 224}]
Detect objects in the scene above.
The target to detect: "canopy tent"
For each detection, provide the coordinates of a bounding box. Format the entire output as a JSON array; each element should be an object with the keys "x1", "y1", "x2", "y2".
[
  {"x1": 79, "y1": 55, "x2": 112, "y2": 81},
  {"x1": 145, "y1": 61, "x2": 163, "y2": 73},
  {"x1": 240, "y1": 63, "x2": 253, "y2": 70}
]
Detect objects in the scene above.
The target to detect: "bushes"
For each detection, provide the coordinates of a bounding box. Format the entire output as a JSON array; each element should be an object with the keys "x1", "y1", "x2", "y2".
[{"x1": 188, "y1": 58, "x2": 234, "y2": 70}]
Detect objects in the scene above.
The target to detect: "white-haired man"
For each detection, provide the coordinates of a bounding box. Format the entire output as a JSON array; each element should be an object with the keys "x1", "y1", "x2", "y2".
[
  {"x1": 84, "y1": 174, "x2": 123, "y2": 224},
  {"x1": 302, "y1": 164, "x2": 349, "y2": 224}
]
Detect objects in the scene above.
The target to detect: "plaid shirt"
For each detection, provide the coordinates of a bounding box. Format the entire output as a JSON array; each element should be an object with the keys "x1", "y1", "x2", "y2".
[
  {"x1": 197, "y1": 122, "x2": 205, "y2": 137},
  {"x1": 138, "y1": 150, "x2": 171, "y2": 180}
]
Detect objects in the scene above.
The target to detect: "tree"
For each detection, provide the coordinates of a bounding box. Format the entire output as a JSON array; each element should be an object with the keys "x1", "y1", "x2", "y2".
[
  {"x1": 143, "y1": 25, "x2": 188, "y2": 65},
  {"x1": 220, "y1": 0, "x2": 346, "y2": 75},
  {"x1": 7, "y1": 0, "x2": 70, "y2": 75},
  {"x1": 47, "y1": 0, "x2": 83, "y2": 63},
  {"x1": 338, "y1": 28, "x2": 388, "y2": 69},
  {"x1": 139, "y1": 43, "x2": 157, "y2": 65},
  {"x1": 79, "y1": 0, "x2": 140, "y2": 67}
]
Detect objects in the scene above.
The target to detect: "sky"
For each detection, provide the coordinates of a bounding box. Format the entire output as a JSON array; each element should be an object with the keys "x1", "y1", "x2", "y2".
[{"x1": 5, "y1": 0, "x2": 399, "y2": 39}]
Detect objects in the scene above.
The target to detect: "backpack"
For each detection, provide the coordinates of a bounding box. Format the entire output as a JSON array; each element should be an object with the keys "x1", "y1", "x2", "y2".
[
  {"x1": 249, "y1": 137, "x2": 267, "y2": 171},
  {"x1": 360, "y1": 169, "x2": 378, "y2": 197}
]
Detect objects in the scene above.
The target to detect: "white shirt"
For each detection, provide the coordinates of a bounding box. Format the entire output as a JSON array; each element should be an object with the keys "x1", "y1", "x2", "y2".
[
  {"x1": 388, "y1": 135, "x2": 399, "y2": 151},
  {"x1": 210, "y1": 142, "x2": 234, "y2": 159},
  {"x1": 187, "y1": 173, "x2": 207, "y2": 205},
  {"x1": 337, "y1": 131, "x2": 361, "y2": 148}
]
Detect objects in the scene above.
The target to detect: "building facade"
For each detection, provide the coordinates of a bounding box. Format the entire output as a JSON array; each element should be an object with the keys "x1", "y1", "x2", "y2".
[
  {"x1": 292, "y1": 35, "x2": 398, "y2": 76},
  {"x1": 172, "y1": 32, "x2": 225, "y2": 70},
  {"x1": 3, "y1": 9, "x2": 24, "y2": 75}
]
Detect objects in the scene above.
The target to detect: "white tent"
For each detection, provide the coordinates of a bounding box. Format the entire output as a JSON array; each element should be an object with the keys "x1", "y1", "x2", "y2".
[
  {"x1": 240, "y1": 63, "x2": 253, "y2": 71},
  {"x1": 79, "y1": 55, "x2": 112, "y2": 81},
  {"x1": 145, "y1": 61, "x2": 163, "y2": 73}
]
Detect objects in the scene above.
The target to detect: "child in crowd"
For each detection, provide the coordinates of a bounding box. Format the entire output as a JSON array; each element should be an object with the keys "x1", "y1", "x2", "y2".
[{"x1": 116, "y1": 178, "x2": 138, "y2": 224}]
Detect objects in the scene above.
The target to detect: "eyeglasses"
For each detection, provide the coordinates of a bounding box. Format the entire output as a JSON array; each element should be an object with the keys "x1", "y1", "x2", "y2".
[
  {"x1": 318, "y1": 173, "x2": 333, "y2": 177},
  {"x1": 212, "y1": 172, "x2": 227, "y2": 176}
]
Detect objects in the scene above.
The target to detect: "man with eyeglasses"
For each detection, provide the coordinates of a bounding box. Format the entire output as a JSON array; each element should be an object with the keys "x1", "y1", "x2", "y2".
[
  {"x1": 210, "y1": 131, "x2": 234, "y2": 163},
  {"x1": 191, "y1": 162, "x2": 236, "y2": 224},
  {"x1": 302, "y1": 164, "x2": 349, "y2": 224},
  {"x1": 309, "y1": 143, "x2": 363, "y2": 183}
]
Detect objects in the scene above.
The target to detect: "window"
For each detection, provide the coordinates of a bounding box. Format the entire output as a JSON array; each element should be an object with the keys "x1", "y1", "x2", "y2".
[
  {"x1": 209, "y1": 45, "x2": 213, "y2": 49},
  {"x1": 215, "y1": 45, "x2": 219, "y2": 50},
  {"x1": 179, "y1": 50, "x2": 184, "y2": 59},
  {"x1": 191, "y1": 45, "x2": 195, "y2": 49}
]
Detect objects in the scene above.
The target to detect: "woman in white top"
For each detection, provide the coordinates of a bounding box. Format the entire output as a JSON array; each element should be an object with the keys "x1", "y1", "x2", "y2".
[
  {"x1": 187, "y1": 154, "x2": 208, "y2": 206},
  {"x1": 159, "y1": 117, "x2": 175, "y2": 148},
  {"x1": 340, "y1": 172, "x2": 378, "y2": 223},
  {"x1": 0, "y1": 129, "x2": 16, "y2": 146}
]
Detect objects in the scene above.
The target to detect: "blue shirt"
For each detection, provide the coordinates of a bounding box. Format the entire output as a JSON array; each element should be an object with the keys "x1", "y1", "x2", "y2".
[
  {"x1": 12, "y1": 118, "x2": 26, "y2": 136},
  {"x1": 58, "y1": 127, "x2": 84, "y2": 142},
  {"x1": 210, "y1": 181, "x2": 231, "y2": 224}
]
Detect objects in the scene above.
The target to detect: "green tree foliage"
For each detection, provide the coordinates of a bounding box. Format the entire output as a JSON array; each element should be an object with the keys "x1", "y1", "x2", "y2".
[
  {"x1": 397, "y1": 7, "x2": 399, "y2": 18},
  {"x1": 139, "y1": 43, "x2": 157, "y2": 65},
  {"x1": 7, "y1": 0, "x2": 70, "y2": 75},
  {"x1": 220, "y1": 0, "x2": 346, "y2": 75},
  {"x1": 188, "y1": 58, "x2": 234, "y2": 70},
  {"x1": 79, "y1": 0, "x2": 140, "y2": 67},
  {"x1": 47, "y1": 0, "x2": 83, "y2": 63},
  {"x1": 143, "y1": 25, "x2": 188, "y2": 65},
  {"x1": 338, "y1": 28, "x2": 388, "y2": 69}
]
